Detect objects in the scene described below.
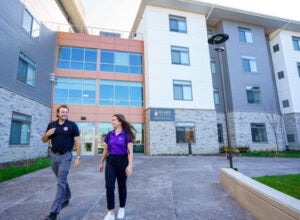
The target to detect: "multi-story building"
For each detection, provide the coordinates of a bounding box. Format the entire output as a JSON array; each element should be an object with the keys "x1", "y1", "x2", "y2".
[
  {"x1": 131, "y1": 0, "x2": 300, "y2": 154},
  {"x1": 0, "y1": 0, "x2": 86, "y2": 163},
  {"x1": 269, "y1": 30, "x2": 300, "y2": 149},
  {"x1": 52, "y1": 32, "x2": 144, "y2": 155}
]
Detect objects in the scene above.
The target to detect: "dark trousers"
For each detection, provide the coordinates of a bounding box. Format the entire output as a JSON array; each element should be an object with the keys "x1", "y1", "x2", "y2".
[
  {"x1": 105, "y1": 155, "x2": 129, "y2": 210},
  {"x1": 50, "y1": 151, "x2": 72, "y2": 214}
]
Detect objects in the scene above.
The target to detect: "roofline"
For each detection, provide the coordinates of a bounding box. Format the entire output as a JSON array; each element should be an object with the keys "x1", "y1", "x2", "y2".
[{"x1": 131, "y1": 0, "x2": 300, "y2": 35}]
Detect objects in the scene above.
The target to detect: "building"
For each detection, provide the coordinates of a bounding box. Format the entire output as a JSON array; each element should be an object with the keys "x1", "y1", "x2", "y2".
[
  {"x1": 131, "y1": 0, "x2": 300, "y2": 154},
  {"x1": 269, "y1": 30, "x2": 300, "y2": 149},
  {"x1": 52, "y1": 32, "x2": 144, "y2": 155},
  {"x1": 0, "y1": 0, "x2": 86, "y2": 163}
]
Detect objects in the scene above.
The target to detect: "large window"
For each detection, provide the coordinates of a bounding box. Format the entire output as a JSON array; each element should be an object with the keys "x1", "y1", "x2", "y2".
[
  {"x1": 171, "y1": 46, "x2": 190, "y2": 65},
  {"x1": 217, "y1": 123, "x2": 224, "y2": 143},
  {"x1": 54, "y1": 78, "x2": 96, "y2": 104},
  {"x1": 246, "y1": 86, "x2": 261, "y2": 104},
  {"x1": 100, "y1": 50, "x2": 142, "y2": 74},
  {"x1": 176, "y1": 122, "x2": 195, "y2": 144},
  {"x1": 238, "y1": 27, "x2": 253, "y2": 43},
  {"x1": 213, "y1": 88, "x2": 220, "y2": 105},
  {"x1": 169, "y1": 15, "x2": 187, "y2": 33},
  {"x1": 17, "y1": 52, "x2": 36, "y2": 86},
  {"x1": 287, "y1": 134, "x2": 295, "y2": 143},
  {"x1": 251, "y1": 123, "x2": 267, "y2": 143},
  {"x1": 173, "y1": 80, "x2": 192, "y2": 101},
  {"x1": 292, "y1": 36, "x2": 300, "y2": 51},
  {"x1": 210, "y1": 58, "x2": 217, "y2": 74},
  {"x1": 9, "y1": 112, "x2": 31, "y2": 145},
  {"x1": 242, "y1": 56, "x2": 257, "y2": 72},
  {"x1": 57, "y1": 46, "x2": 97, "y2": 71},
  {"x1": 22, "y1": 9, "x2": 40, "y2": 38},
  {"x1": 297, "y1": 63, "x2": 300, "y2": 77},
  {"x1": 99, "y1": 80, "x2": 143, "y2": 106}
]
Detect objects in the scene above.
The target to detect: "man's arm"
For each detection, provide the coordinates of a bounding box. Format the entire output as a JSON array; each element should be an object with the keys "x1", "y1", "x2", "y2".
[
  {"x1": 42, "y1": 128, "x2": 55, "y2": 143},
  {"x1": 73, "y1": 136, "x2": 81, "y2": 168}
]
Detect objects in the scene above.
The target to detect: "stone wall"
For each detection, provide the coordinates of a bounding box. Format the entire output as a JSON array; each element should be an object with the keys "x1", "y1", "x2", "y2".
[
  {"x1": 145, "y1": 108, "x2": 219, "y2": 155},
  {"x1": 283, "y1": 113, "x2": 300, "y2": 149},
  {"x1": 225, "y1": 111, "x2": 285, "y2": 151},
  {"x1": 0, "y1": 87, "x2": 50, "y2": 163}
]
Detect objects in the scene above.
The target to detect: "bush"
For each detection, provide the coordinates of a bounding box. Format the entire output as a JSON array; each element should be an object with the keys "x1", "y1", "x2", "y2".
[
  {"x1": 220, "y1": 146, "x2": 236, "y2": 153},
  {"x1": 237, "y1": 145, "x2": 250, "y2": 153}
]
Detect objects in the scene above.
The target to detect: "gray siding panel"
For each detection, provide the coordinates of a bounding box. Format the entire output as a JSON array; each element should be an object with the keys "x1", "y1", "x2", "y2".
[{"x1": 0, "y1": 0, "x2": 57, "y2": 105}]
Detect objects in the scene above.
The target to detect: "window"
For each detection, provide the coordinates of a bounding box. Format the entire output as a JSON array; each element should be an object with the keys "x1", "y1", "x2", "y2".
[
  {"x1": 176, "y1": 122, "x2": 195, "y2": 144},
  {"x1": 171, "y1": 46, "x2": 190, "y2": 65},
  {"x1": 54, "y1": 78, "x2": 96, "y2": 104},
  {"x1": 207, "y1": 29, "x2": 213, "y2": 39},
  {"x1": 238, "y1": 27, "x2": 253, "y2": 43},
  {"x1": 57, "y1": 46, "x2": 97, "y2": 71},
  {"x1": 217, "y1": 124, "x2": 224, "y2": 143},
  {"x1": 242, "y1": 56, "x2": 257, "y2": 72},
  {"x1": 292, "y1": 36, "x2": 300, "y2": 51},
  {"x1": 100, "y1": 50, "x2": 142, "y2": 74},
  {"x1": 132, "y1": 123, "x2": 144, "y2": 153},
  {"x1": 273, "y1": 44, "x2": 280, "y2": 53},
  {"x1": 9, "y1": 112, "x2": 31, "y2": 145},
  {"x1": 297, "y1": 63, "x2": 300, "y2": 77},
  {"x1": 210, "y1": 58, "x2": 216, "y2": 74},
  {"x1": 22, "y1": 9, "x2": 40, "y2": 38},
  {"x1": 277, "y1": 71, "x2": 284, "y2": 79},
  {"x1": 169, "y1": 15, "x2": 187, "y2": 33},
  {"x1": 98, "y1": 122, "x2": 112, "y2": 153},
  {"x1": 99, "y1": 80, "x2": 143, "y2": 106},
  {"x1": 282, "y1": 100, "x2": 289, "y2": 108},
  {"x1": 251, "y1": 123, "x2": 267, "y2": 143},
  {"x1": 246, "y1": 86, "x2": 261, "y2": 104},
  {"x1": 213, "y1": 88, "x2": 220, "y2": 105},
  {"x1": 17, "y1": 52, "x2": 36, "y2": 86},
  {"x1": 287, "y1": 134, "x2": 295, "y2": 143},
  {"x1": 173, "y1": 80, "x2": 192, "y2": 101}
]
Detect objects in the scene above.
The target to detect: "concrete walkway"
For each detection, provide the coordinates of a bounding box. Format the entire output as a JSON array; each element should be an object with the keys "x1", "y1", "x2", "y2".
[{"x1": 0, "y1": 155, "x2": 299, "y2": 220}]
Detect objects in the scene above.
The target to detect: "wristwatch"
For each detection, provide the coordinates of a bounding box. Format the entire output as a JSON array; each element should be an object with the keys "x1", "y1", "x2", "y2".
[{"x1": 76, "y1": 156, "x2": 81, "y2": 159}]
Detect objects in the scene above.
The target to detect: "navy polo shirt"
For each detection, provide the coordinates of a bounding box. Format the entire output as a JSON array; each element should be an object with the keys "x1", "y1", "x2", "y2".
[{"x1": 46, "y1": 119, "x2": 80, "y2": 153}]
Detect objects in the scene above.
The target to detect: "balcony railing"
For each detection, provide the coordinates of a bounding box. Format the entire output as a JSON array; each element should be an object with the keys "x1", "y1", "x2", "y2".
[{"x1": 43, "y1": 21, "x2": 143, "y2": 40}]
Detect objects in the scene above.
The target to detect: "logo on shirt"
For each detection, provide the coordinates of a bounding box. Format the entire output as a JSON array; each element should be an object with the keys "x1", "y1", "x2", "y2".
[
  {"x1": 118, "y1": 137, "x2": 124, "y2": 141},
  {"x1": 63, "y1": 127, "x2": 69, "y2": 131}
]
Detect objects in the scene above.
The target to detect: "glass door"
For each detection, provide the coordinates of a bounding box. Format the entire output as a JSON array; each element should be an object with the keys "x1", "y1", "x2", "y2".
[{"x1": 75, "y1": 123, "x2": 95, "y2": 155}]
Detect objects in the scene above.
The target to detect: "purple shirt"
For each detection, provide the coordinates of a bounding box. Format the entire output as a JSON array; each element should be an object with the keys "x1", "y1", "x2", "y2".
[{"x1": 104, "y1": 129, "x2": 132, "y2": 155}]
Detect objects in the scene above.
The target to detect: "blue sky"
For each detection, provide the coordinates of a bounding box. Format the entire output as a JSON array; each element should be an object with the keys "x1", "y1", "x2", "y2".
[{"x1": 82, "y1": 0, "x2": 300, "y2": 31}]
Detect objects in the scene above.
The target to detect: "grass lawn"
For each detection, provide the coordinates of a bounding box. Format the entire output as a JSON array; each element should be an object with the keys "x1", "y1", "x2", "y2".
[
  {"x1": 242, "y1": 151, "x2": 300, "y2": 158},
  {"x1": 0, "y1": 157, "x2": 51, "y2": 183},
  {"x1": 254, "y1": 173, "x2": 300, "y2": 199}
]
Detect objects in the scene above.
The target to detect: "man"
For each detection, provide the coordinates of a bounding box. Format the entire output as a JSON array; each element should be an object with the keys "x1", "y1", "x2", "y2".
[{"x1": 42, "y1": 104, "x2": 81, "y2": 220}]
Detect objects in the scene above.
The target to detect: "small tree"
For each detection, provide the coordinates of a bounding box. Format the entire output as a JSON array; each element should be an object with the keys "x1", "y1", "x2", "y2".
[{"x1": 265, "y1": 102, "x2": 284, "y2": 158}]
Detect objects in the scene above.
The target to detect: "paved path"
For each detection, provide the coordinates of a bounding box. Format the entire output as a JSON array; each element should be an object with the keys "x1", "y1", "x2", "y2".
[{"x1": 0, "y1": 155, "x2": 299, "y2": 220}]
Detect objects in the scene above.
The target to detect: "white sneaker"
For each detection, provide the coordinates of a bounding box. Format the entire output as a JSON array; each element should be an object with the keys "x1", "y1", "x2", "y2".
[
  {"x1": 104, "y1": 212, "x2": 115, "y2": 220},
  {"x1": 117, "y1": 208, "x2": 125, "y2": 219}
]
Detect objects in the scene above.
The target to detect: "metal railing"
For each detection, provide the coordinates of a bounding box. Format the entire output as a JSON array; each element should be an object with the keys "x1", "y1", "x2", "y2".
[{"x1": 43, "y1": 21, "x2": 143, "y2": 40}]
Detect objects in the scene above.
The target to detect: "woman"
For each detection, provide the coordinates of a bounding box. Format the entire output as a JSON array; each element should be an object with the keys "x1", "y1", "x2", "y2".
[{"x1": 99, "y1": 114, "x2": 136, "y2": 220}]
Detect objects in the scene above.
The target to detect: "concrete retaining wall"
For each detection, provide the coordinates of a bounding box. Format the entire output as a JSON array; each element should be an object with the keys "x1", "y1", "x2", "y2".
[{"x1": 221, "y1": 168, "x2": 300, "y2": 220}]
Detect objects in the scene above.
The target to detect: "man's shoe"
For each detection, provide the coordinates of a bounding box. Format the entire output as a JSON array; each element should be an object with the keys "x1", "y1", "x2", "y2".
[
  {"x1": 61, "y1": 200, "x2": 69, "y2": 209},
  {"x1": 117, "y1": 208, "x2": 125, "y2": 219},
  {"x1": 104, "y1": 211, "x2": 115, "y2": 220},
  {"x1": 45, "y1": 212, "x2": 57, "y2": 220}
]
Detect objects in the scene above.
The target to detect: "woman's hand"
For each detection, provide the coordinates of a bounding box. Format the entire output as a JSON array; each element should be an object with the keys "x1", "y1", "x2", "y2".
[
  {"x1": 99, "y1": 163, "x2": 104, "y2": 172},
  {"x1": 125, "y1": 165, "x2": 132, "y2": 176}
]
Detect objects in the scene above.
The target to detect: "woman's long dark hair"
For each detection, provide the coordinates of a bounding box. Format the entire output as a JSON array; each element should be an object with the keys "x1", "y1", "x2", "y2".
[{"x1": 113, "y1": 114, "x2": 136, "y2": 141}]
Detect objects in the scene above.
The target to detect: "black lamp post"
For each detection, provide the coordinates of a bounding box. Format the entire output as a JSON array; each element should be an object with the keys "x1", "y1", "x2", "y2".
[{"x1": 208, "y1": 33, "x2": 234, "y2": 169}]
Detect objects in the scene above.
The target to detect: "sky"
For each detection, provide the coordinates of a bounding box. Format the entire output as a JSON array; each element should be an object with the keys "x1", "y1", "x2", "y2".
[{"x1": 82, "y1": 0, "x2": 300, "y2": 32}]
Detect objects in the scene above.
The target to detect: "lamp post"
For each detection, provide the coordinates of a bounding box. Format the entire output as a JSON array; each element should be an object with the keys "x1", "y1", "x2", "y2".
[{"x1": 208, "y1": 33, "x2": 234, "y2": 169}]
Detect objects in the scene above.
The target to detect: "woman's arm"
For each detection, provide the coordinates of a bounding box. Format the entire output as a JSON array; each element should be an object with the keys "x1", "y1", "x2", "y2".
[
  {"x1": 99, "y1": 144, "x2": 108, "y2": 172},
  {"x1": 126, "y1": 142, "x2": 133, "y2": 176}
]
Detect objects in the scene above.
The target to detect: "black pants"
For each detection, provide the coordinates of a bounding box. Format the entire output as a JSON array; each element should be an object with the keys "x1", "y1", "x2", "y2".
[{"x1": 105, "y1": 155, "x2": 129, "y2": 210}]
